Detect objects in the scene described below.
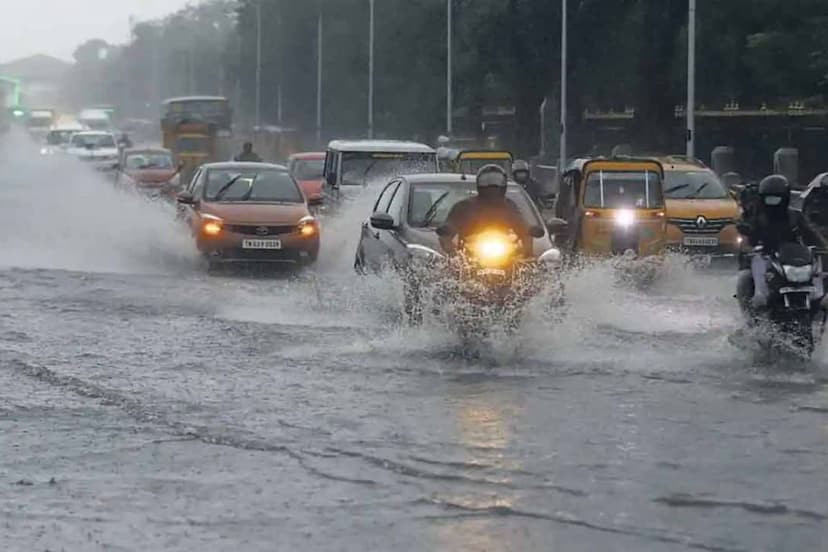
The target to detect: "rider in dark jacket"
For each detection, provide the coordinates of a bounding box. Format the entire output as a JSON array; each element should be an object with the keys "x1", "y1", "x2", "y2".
[
  {"x1": 438, "y1": 164, "x2": 533, "y2": 258},
  {"x1": 512, "y1": 160, "x2": 544, "y2": 205},
  {"x1": 234, "y1": 142, "x2": 262, "y2": 162},
  {"x1": 737, "y1": 175, "x2": 805, "y2": 310}
]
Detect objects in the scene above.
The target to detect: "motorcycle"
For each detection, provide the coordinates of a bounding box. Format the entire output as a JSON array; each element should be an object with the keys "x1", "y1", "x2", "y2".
[
  {"x1": 736, "y1": 242, "x2": 828, "y2": 358},
  {"x1": 403, "y1": 229, "x2": 564, "y2": 339}
]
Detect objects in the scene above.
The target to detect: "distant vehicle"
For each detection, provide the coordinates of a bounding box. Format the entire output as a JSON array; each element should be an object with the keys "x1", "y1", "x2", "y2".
[
  {"x1": 116, "y1": 148, "x2": 182, "y2": 200},
  {"x1": 161, "y1": 96, "x2": 233, "y2": 185},
  {"x1": 175, "y1": 162, "x2": 319, "y2": 269},
  {"x1": 78, "y1": 108, "x2": 113, "y2": 131},
  {"x1": 40, "y1": 121, "x2": 87, "y2": 155},
  {"x1": 322, "y1": 140, "x2": 439, "y2": 205},
  {"x1": 26, "y1": 108, "x2": 56, "y2": 140},
  {"x1": 438, "y1": 148, "x2": 514, "y2": 175},
  {"x1": 287, "y1": 152, "x2": 325, "y2": 205},
  {"x1": 66, "y1": 131, "x2": 120, "y2": 171}
]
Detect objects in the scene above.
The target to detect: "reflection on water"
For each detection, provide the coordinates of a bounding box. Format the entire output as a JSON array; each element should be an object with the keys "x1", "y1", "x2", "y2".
[{"x1": 430, "y1": 388, "x2": 520, "y2": 552}]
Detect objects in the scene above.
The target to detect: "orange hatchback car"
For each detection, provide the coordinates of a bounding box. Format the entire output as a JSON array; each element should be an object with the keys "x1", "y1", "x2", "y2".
[{"x1": 176, "y1": 162, "x2": 320, "y2": 269}]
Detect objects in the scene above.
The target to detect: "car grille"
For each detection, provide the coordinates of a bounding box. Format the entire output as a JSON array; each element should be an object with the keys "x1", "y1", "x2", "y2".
[
  {"x1": 668, "y1": 217, "x2": 733, "y2": 235},
  {"x1": 225, "y1": 224, "x2": 296, "y2": 236}
]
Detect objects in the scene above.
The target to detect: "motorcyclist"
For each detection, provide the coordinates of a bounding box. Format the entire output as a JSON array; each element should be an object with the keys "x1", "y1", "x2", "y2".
[
  {"x1": 736, "y1": 174, "x2": 801, "y2": 310},
  {"x1": 438, "y1": 164, "x2": 533, "y2": 258},
  {"x1": 234, "y1": 142, "x2": 262, "y2": 162},
  {"x1": 512, "y1": 160, "x2": 544, "y2": 205}
]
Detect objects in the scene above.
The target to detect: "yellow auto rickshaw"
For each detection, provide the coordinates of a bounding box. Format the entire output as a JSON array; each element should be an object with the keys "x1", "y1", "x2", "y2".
[
  {"x1": 439, "y1": 149, "x2": 513, "y2": 175},
  {"x1": 555, "y1": 158, "x2": 667, "y2": 257}
]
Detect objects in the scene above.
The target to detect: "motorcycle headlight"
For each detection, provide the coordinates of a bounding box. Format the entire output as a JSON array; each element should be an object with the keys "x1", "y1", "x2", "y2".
[
  {"x1": 468, "y1": 232, "x2": 516, "y2": 268},
  {"x1": 783, "y1": 264, "x2": 813, "y2": 283}
]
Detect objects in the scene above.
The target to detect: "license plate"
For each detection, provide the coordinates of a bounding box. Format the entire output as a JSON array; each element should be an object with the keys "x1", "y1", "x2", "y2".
[
  {"x1": 683, "y1": 236, "x2": 719, "y2": 247},
  {"x1": 242, "y1": 239, "x2": 282, "y2": 250}
]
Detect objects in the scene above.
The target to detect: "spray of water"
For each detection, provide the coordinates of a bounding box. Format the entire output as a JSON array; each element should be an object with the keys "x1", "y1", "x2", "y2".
[{"x1": 0, "y1": 131, "x2": 198, "y2": 274}]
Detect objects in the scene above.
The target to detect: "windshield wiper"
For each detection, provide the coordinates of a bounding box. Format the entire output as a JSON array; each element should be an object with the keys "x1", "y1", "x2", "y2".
[
  {"x1": 214, "y1": 174, "x2": 245, "y2": 200},
  {"x1": 687, "y1": 182, "x2": 711, "y2": 199},
  {"x1": 360, "y1": 161, "x2": 379, "y2": 186},
  {"x1": 420, "y1": 191, "x2": 451, "y2": 227},
  {"x1": 663, "y1": 183, "x2": 690, "y2": 195}
]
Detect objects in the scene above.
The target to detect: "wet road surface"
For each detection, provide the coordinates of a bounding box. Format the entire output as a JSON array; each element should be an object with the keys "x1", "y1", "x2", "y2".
[{"x1": 1, "y1": 134, "x2": 828, "y2": 551}]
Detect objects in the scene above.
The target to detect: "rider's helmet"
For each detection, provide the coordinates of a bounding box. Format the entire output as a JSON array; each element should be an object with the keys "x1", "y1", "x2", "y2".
[
  {"x1": 758, "y1": 174, "x2": 791, "y2": 211},
  {"x1": 476, "y1": 164, "x2": 508, "y2": 200},
  {"x1": 511, "y1": 160, "x2": 531, "y2": 186}
]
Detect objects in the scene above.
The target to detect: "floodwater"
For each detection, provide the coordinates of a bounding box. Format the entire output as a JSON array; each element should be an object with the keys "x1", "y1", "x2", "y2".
[{"x1": 1, "y1": 132, "x2": 827, "y2": 552}]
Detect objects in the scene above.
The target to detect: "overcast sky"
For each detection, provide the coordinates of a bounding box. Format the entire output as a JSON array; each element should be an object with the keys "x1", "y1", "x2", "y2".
[{"x1": 1, "y1": 0, "x2": 196, "y2": 63}]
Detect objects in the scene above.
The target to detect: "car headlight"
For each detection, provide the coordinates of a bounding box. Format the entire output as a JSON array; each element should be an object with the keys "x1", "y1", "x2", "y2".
[
  {"x1": 407, "y1": 244, "x2": 444, "y2": 260},
  {"x1": 614, "y1": 209, "x2": 635, "y2": 228},
  {"x1": 297, "y1": 215, "x2": 318, "y2": 238},
  {"x1": 783, "y1": 264, "x2": 813, "y2": 283},
  {"x1": 538, "y1": 247, "x2": 562, "y2": 267},
  {"x1": 201, "y1": 214, "x2": 224, "y2": 237}
]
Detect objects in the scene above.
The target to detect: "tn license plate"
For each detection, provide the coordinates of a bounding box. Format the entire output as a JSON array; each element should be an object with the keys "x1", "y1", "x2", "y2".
[
  {"x1": 242, "y1": 239, "x2": 282, "y2": 250},
  {"x1": 683, "y1": 236, "x2": 719, "y2": 247}
]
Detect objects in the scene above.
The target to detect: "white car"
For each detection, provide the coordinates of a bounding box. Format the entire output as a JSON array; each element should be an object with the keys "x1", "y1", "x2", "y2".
[
  {"x1": 66, "y1": 131, "x2": 120, "y2": 171},
  {"x1": 40, "y1": 122, "x2": 88, "y2": 155}
]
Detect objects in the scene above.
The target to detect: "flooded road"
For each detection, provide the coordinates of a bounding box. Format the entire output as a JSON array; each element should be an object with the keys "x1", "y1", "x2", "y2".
[{"x1": 1, "y1": 135, "x2": 827, "y2": 551}]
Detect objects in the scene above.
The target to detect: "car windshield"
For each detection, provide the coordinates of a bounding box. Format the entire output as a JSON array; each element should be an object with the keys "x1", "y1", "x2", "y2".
[
  {"x1": 46, "y1": 130, "x2": 74, "y2": 145},
  {"x1": 204, "y1": 169, "x2": 303, "y2": 203},
  {"x1": 663, "y1": 171, "x2": 729, "y2": 199},
  {"x1": 584, "y1": 170, "x2": 664, "y2": 208},
  {"x1": 125, "y1": 153, "x2": 174, "y2": 170},
  {"x1": 340, "y1": 152, "x2": 435, "y2": 186},
  {"x1": 408, "y1": 182, "x2": 541, "y2": 228},
  {"x1": 71, "y1": 134, "x2": 116, "y2": 149},
  {"x1": 290, "y1": 158, "x2": 324, "y2": 180}
]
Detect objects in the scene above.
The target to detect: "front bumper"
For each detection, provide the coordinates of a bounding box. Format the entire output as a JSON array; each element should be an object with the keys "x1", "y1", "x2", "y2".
[{"x1": 197, "y1": 231, "x2": 320, "y2": 265}]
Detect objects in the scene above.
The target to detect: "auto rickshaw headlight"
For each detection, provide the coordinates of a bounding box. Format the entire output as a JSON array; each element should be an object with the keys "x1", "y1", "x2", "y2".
[{"x1": 614, "y1": 209, "x2": 635, "y2": 228}]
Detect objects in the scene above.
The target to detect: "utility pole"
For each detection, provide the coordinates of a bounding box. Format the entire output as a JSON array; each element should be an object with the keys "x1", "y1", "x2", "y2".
[
  {"x1": 368, "y1": 0, "x2": 375, "y2": 139},
  {"x1": 255, "y1": 0, "x2": 262, "y2": 127},
  {"x1": 316, "y1": 9, "x2": 323, "y2": 146},
  {"x1": 446, "y1": 0, "x2": 453, "y2": 136},
  {"x1": 686, "y1": 0, "x2": 696, "y2": 159},
  {"x1": 559, "y1": 0, "x2": 568, "y2": 175},
  {"x1": 276, "y1": 4, "x2": 283, "y2": 125}
]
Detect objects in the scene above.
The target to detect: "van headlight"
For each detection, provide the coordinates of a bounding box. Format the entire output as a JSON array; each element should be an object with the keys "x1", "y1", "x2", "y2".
[
  {"x1": 783, "y1": 264, "x2": 813, "y2": 283},
  {"x1": 407, "y1": 244, "x2": 444, "y2": 261}
]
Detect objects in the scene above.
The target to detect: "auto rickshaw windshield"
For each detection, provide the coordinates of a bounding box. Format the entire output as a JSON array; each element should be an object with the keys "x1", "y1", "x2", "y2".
[{"x1": 584, "y1": 170, "x2": 663, "y2": 209}]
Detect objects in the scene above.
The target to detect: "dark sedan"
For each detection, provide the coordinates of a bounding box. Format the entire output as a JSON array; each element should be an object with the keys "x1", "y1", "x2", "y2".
[{"x1": 354, "y1": 173, "x2": 564, "y2": 273}]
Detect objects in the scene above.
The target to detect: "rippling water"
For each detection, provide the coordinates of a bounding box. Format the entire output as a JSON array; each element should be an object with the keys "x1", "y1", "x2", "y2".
[{"x1": 1, "y1": 131, "x2": 827, "y2": 551}]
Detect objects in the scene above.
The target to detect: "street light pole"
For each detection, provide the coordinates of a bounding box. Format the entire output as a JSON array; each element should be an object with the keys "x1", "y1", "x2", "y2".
[
  {"x1": 446, "y1": 0, "x2": 453, "y2": 136},
  {"x1": 559, "y1": 0, "x2": 567, "y2": 174},
  {"x1": 255, "y1": 0, "x2": 262, "y2": 127},
  {"x1": 316, "y1": 10, "x2": 323, "y2": 146},
  {"x1": 686, "y1": 0, "x2": 696, "y2": 159},
  {"x1": 368, "y1": 0, "x2": 375, "y2": 139}
]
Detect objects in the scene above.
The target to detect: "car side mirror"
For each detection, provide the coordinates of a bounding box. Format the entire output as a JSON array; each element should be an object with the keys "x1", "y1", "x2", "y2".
[
  {"x1": 545, "y1": 217, "x2": 569, "y2": 234},
  {"x1": 370, "y1": 212, "x2": 396, "y2": 230},
  {"x1": 529, "y1": 225, "x2": 545, "y2": 239},
  {"x1": 177, "y1": 191, "x2": 196, "y2": 205}
]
